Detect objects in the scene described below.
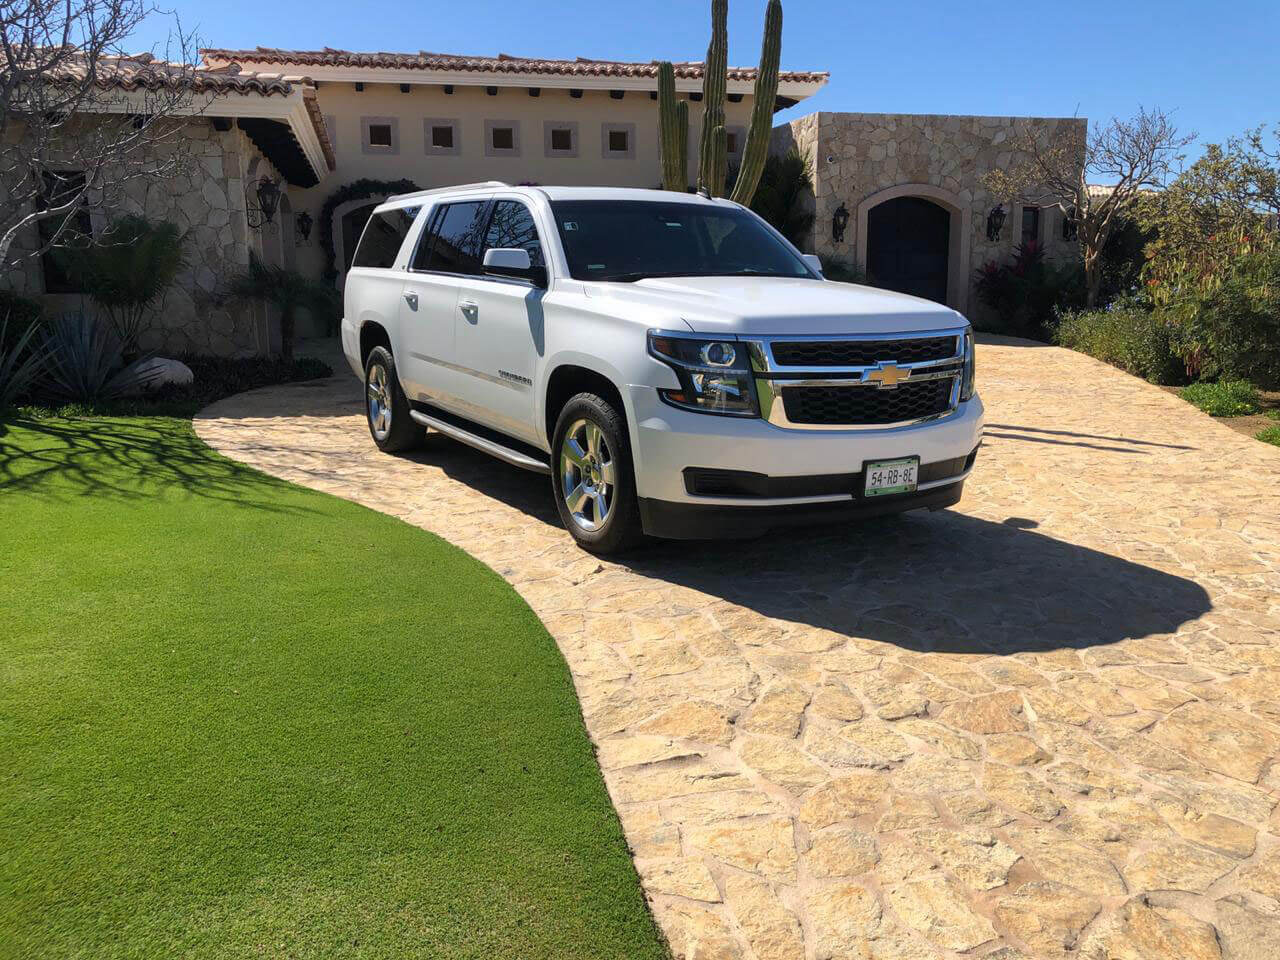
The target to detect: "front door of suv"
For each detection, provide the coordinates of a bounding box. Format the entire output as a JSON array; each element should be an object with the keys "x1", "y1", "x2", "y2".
[
  {"x1": 451, "y1": 198, "x2": 547, "y2": 444},
  {"x1": 398, "y1": 199, "x2": 488, "y2": 408}
]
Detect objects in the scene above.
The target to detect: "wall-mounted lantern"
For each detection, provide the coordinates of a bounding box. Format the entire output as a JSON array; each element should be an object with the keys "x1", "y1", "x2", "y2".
[
  {"x1": 1061, "y1": 207, "x2": 1079, "y2": 242},
  {"x1": 986, "y1": 204, "x2": 1006, "y2": 242},
  {"x1": 246, "y1": 176, "x2": 281, "y2": 229},
  {"x1": 832, "y1": 203, "x2": 850, "y2": 243},
  {"x1": 295, "y1": 210, "x2": 313, "y2": 246}
]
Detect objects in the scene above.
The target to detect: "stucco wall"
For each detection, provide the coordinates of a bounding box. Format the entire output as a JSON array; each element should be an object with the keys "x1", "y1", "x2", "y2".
[
  {"x1": 5, "y1": 118, "x2": 282, "y2": 357},
  {"x1": 285, "y1": 83, "x2": 759, "y2": 284},
  {"x1": 773, "y1": 112, "x2": 1086, "y2": 316}
]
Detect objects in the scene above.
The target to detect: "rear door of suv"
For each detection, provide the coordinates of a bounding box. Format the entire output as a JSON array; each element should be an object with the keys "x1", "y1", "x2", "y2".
[{"x1": 398, "y1": 198, "x2": 489, "y2": 408}]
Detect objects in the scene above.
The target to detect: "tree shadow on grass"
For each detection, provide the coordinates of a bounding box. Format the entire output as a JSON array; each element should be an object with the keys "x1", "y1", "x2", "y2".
[{"x1": 0, "y1": 415, "x2": 315, "y2": 514}]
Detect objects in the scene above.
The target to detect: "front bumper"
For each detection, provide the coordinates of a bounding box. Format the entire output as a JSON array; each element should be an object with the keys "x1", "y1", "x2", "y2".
[
  {"x1": 639, "y1": 479, "x2": 965, "y2": 540},
  {"x1": 625, "y1": 383, "x2": 985, "y2": 505}
]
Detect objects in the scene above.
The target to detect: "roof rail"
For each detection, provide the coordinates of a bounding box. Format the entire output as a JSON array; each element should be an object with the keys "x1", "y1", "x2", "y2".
[{"x1": 386, "y1": 181, "x2": 510, "y2": 202}]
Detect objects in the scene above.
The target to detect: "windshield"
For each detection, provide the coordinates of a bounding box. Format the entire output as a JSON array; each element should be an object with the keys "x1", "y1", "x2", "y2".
[{"x1": 550, "y1": 200, "x2": 817, "y2": 282}]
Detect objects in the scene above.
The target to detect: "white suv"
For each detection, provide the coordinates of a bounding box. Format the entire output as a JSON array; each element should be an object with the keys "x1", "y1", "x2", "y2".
[{"x1": 341, "y1": 182, "x2": 983, "y2": 554}]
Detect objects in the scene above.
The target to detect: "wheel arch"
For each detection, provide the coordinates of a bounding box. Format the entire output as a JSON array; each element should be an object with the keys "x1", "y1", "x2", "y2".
[
  {"x1": 359, "y1": 320, "x2": 392, "y2": 369},
  {"x1": 543, "y1": 361, "x2": 628, "y2": 450}
]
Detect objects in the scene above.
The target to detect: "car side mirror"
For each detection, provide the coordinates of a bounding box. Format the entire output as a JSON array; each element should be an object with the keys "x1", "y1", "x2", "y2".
[
  {"x1": 483, "y1": 247, "x2": 547, "y2": 288},
  {"x1": 802, "y1": 254, "x2": 824, "y2": 276}
]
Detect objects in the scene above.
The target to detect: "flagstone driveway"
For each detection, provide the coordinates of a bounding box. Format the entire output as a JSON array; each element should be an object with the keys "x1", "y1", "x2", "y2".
[{"x1": 196, "y1": 338, "x2": 1280, "y2": 960}]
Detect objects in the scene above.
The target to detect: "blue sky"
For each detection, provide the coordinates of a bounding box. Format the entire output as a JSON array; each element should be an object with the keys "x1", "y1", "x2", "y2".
[{"x1": 139, "y1": 0, "x2": 1278, "y2": 159}]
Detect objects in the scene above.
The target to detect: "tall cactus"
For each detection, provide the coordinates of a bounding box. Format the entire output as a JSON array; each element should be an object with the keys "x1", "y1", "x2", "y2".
[
  {"x1": 657, "y1": 62, "x2": 687, "y2": 191},
  {"x1": 708, "y1": 125, "x2": 729, "y2": 201},
  {"x1": 730, "y1": 0, "x2": 783, "y2": 206},
  {"x1": 697, "y1": 0, "x2": 729, "y2": 196},
  {"x1": 654, "y1": 0, "x2": 783, "y2": 201}
]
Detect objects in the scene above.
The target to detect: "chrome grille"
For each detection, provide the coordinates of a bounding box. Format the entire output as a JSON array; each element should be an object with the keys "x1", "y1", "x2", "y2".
[
  {"x1": 781, "y1": 378, "x2": 955, "y2": 426},
  {"x1": 771, "y1": 335, "x2": 957, "y2": 367},
  {"x1": 746, "y1": 327, "x2": 969, "y2": 430}
]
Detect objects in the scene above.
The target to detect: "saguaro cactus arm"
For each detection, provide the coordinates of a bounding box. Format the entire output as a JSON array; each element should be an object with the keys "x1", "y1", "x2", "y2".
[
  {"x1": 675, "y1": 100, "x2": 689, "y2": 189},
  {"x1": 657, "y1": 62, "x2": 685, "y2": 191},
  {"x1": 697, "y1": 0, "x2": 729, "y2": 196},
  {"x1": 730, "y1": 0, "x2": 783, "y2": 206}
]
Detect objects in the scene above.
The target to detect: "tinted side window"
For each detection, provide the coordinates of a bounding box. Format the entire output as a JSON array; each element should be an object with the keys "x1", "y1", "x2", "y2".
[
  {"x1": 352, "y1": 206, "x2": 420, "y2": 269},
  {"x1": 415, "y1": 201, "x2": 486, "y2": 274},
  {"x1": 482, "y1": 200, "x2": 545, "y2": 269}
]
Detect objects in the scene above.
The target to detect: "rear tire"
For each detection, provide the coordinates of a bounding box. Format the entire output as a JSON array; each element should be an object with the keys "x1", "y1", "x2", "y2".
[
  {"x1": 551, "y1": 393, "x2": 643, "y2": 555},
  {"x1": 364, "y1": 345, "x2": 423, "y2": 453}
]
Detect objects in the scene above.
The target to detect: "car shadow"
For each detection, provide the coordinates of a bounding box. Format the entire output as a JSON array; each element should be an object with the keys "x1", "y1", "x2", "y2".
[
  {"x1": 623, "y1": 512, "x2": 1212, "y2": 653},
  {"x1": 395, "y1": 434, "x2": 1212, "y2": 655}
]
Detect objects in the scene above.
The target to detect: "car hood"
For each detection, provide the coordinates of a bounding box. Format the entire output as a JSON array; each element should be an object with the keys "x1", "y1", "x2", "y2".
[{"x1": 581, "y1": 276, "x2": 966, "y2": 336}]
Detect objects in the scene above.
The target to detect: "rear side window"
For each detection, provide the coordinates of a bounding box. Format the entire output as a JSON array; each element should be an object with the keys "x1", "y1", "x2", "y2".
[
  {"x1": 414, "y1": 201, "x2": 486, "y2": 274},
  {"x1": 352, "y1": 206, "x2": 420, "y2": 269},
  {"x1": 483, "y1": 200, "x2": 545, "y2": 268}
]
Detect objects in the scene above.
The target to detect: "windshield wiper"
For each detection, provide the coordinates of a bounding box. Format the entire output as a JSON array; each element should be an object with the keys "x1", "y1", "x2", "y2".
[{"x1": 591, "y1": 271, "x2": 699, "y2": 283}]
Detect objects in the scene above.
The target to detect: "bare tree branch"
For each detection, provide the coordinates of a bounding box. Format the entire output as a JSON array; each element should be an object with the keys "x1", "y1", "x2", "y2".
[
  {"x1": 0, "y1": 0, "x2": 204, "y2": 267},
  {"x1": 982, "y1": 107, "x2": 1194, "y2": 306}
]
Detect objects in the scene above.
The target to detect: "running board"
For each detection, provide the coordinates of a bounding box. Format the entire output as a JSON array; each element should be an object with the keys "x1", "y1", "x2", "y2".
[{"x1": 409, "y1": 410, "x2": 551, "y2": 475}]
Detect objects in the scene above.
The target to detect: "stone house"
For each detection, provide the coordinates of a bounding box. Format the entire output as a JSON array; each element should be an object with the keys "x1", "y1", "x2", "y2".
[
  {"x1": 4, "y1": 54, "x2": 334, "y2": 357},
  {"x1": 774, "y1": 112, "x2": 1087, "y2": 316},
  {"x1": 7, "y1": 45, "x2": 1085, "y2": 355}
]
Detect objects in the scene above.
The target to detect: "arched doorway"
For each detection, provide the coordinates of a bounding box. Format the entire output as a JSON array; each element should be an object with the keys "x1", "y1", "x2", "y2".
[
  {"x1": 867, "y1": 197, "x2": 950, "y2": 304},
  {"x1": 854, "y1": 184, "x2": 972, "y2": 313}
]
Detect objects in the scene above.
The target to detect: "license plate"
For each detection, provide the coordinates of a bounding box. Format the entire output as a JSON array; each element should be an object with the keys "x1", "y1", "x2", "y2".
[{"x1": 863, "y1": 457, "x2": 919, "y2": 497}]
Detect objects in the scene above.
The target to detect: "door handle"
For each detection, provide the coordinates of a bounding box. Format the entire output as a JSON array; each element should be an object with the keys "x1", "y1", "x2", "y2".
[
  {"x1": 403, "y1": 292, "x2": 418, "y2": 311},
  {"x1": 459, "y1": 299, "x2": 479, "y2": 323}
]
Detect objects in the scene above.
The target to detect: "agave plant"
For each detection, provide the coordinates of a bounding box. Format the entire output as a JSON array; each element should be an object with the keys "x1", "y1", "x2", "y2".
[
  {"x1": 0, "y1": 314, "x2": 49, "y2": 409},
  {"x1": 54, "y1": 216, "x2": 187, "y2": 354},
  {"x1": 222, "y1": 255, "x2": 340, "y2": 361},
  {"x1": 41, "y1": 311, "x2": 162, "y2": 404}
]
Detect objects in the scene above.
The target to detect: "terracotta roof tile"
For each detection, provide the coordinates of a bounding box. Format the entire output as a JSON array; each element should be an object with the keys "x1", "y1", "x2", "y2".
[
  {"x1": 24, "y1": 50, "x2": 311, "y2": 95},
  {"x1": 200, "y1": 47, "x2": 829, "y2": 84},
  {"x1": 21, "y1": 51, "x2": 335, "y2": 174}
]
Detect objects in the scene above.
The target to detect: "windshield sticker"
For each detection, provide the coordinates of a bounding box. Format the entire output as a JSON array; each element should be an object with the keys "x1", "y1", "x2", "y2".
[
  {"x1": 563, "y1": 221, "x2": 578, "y2": 231},
  {"x1": 588, "y1": 264, "x2": 606, "y2": 270}
]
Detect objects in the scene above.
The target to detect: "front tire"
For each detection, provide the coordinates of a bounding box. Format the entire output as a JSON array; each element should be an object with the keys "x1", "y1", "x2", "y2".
[
  {"x1": 364, "y1": 345, "x2": 423, "y2": 453},
  {"x1": 551, "y1": 393, "x2": 643, "y2": 554}
]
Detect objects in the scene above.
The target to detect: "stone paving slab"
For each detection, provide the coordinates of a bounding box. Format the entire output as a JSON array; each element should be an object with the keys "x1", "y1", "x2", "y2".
[{"x1": 196, "y1": 339, "x2": 1280, "y2": 959}]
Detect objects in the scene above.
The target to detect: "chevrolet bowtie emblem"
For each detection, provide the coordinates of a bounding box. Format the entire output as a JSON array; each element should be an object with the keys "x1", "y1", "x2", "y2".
[{"x1": 863, "y1": 361, "x2": 911, "y2": 388}]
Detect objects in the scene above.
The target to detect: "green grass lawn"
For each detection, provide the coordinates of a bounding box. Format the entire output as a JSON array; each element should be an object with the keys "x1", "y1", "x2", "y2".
[{"x1": 0, "y1": 415, "x2": 667, "y2": 960}]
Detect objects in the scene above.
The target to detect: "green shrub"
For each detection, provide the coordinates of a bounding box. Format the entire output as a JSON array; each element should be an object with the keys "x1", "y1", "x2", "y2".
[
  {"x1": 1172, "y1": 247, "x2": 1280, "y2": 388},
  {"x1": 1179, "y1": 380, "x2": 1261, "y2": 417},
  {"x1": 1054, "y1": 303, "x2": 1188, "y2": 385},
  {"x1": 749, "y1": 149, "x2": 815, "y2": 248},
  {"x1": 973, "y1": 242, "x2": 1084, "y2": 340},
  {"x1": 54, "y1": 216, "x2": 186, "y2": 353},
  {"x1": 1267, "y1": 409, "x2": 1280, "y2": 421},
  {"x1": 1257, "y1": 425, "x2": 1280, "y2": 446}
]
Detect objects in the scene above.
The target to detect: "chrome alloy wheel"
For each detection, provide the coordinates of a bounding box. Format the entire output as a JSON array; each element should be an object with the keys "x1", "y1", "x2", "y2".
[
  {"x1": 559, "y1": 418, "x2": 616, "y2": 532},
  {"x1": 367, "y1": 362, "x2": 392, "y2": 441}
]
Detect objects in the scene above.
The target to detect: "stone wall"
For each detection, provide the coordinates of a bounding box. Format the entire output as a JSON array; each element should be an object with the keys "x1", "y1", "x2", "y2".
[
  {"x1": 773, "y1": 112, "x2": 1086, "y2": 318},
  {"x1": 5, "y1": 118, "x2": 284, "y2": 357}
]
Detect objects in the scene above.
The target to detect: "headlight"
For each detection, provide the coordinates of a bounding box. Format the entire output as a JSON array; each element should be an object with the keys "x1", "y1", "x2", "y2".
[
  {"x1": 647, "y1": 331, "x2": 759, "y2": 417},
  {"x1": 961, "y1": 329, "x2": 976, "y2": 402}
]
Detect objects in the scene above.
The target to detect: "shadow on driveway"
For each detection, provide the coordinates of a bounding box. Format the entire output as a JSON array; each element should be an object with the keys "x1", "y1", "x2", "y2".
[{"x1": 394, "y1": 434, "x2": 1212, "y2": 656}]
